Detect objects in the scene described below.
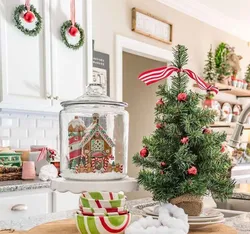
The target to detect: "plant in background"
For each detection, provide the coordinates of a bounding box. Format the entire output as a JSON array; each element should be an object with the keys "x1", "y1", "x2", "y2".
[
  {"x1": 203, "y1": 46, "x2": 217, "y2": 83},
  {"x1": 245, "y1": 64, "x2": 250, "y2": 90},
  {"x1": 133, "y1": 45, "x2": 235, "y2": 216}
]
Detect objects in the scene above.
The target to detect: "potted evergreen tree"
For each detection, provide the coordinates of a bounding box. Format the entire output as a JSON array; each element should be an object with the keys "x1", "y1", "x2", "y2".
[
  {"x1": 203, "y1": 46, "x2": 217, "y2": 83},
  {"x1": 245, "y1": 64, "x2": 250, "y2": 90},
  {"x1": 133, "y1": 45, "x2": 235, "y2": 216}
]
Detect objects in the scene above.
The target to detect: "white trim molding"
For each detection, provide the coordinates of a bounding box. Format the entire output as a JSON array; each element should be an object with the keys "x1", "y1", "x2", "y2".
[
  {"x1": 115, "y1": 35, "x2": 173, "y2": 101},
  {"x1": 157, "y1": 0, "x2": 250, "y2": 41}
]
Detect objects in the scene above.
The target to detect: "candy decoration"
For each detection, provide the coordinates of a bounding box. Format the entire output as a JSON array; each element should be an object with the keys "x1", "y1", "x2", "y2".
[
  {"x1": 181, "y1": 137, "x2": 189, "y2": 144},
  {"x1": 138, "y1": 65, "x2": 219, "y2": 94},
  {"x1": 13, "y1": 0, "x2": 42, "y2": 36},
  {"x1": 156, "y1": 98, "x2": 164, "y2": 106},
  {"x1": 76, "y1": 213, "x2": 131, "y2": 234},
  {"x1": 177, "y1": 93, "x2": 188, "y2": 102},
  {"x1": 140, "y1": 147, "x2": 149, "y2": 158},
  {"x1": 188, "y1": 166, "x2": 198, "y2": 175}
]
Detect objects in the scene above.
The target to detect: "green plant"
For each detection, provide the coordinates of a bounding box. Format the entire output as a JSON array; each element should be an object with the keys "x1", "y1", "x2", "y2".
[
  {"x1": 203, "y1": 46, "x2": 217, "y2": 83},
  {"x1": 245, "y1": 64, "x2": 250, "y2": 83},
  {"x1": 133, "y1": 45, "x2": 235, "y2": 203}
]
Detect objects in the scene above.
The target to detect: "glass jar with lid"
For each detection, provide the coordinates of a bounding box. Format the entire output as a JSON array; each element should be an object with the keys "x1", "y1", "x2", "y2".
[{"x1": 59, "y1": 84, "x2": 129, "y2": 181}]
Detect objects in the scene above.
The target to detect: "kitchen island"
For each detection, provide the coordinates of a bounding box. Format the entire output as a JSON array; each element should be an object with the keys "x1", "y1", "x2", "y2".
[{"x1": 0, "y1": 198, "x2": 250, "y2": 234}]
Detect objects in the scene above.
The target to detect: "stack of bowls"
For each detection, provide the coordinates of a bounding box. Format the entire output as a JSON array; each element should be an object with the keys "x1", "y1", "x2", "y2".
[{"x1": 76, "y1": 192, "x2": 131, "y2": 234}]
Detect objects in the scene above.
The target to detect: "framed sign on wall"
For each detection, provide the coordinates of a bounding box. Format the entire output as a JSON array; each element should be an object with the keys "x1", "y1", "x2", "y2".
[{"x1": 132, "y1": 8, "x2": 173, "y2": 45}]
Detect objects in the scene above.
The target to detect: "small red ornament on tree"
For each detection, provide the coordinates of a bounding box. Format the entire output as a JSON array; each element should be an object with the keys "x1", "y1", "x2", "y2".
[
  {"x1": 181, "y1": 137, "x2": 189, "y2": 144},
  {"x1": 69, "y1": 26, "x2": 78, "y2": 37},
  {"x1": 160, "y1": 170, "x2": 164, "y2": 175},
  {"x1": 140, "y1": 147, "x2": 149, "y2": 158},
  {"x1": 23, "y1": 11, "x2": 35, "y2": 23},
  {"x1": 156, "y1": 98, "x2": 164, "y2": 106},
  {"x1": 203, "y1": 128, "x2": 212, "y2": 134},
  {"x1": 221, "y1": 145, "x2": 226, "y2": 153},
  {"x1": 160, "y1": 162, "x2": 166, "y2": 167},
  {"x1": 156, "y1": 123, "x2": 163, "y2": 129},
  {"x1": 177, "y1": 93, "x2": 187, "y2": 102},
  {"x1": 188, "y1": 166, "x2": 197, "y2": 175}
]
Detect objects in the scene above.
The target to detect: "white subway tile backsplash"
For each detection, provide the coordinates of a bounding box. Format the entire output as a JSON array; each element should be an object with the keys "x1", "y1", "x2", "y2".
[
  {"x1": 28, "y1": 129, "x2": 44, "y2": 138},
  {"x1": 0, "y1": 112, "x2": 59, "y2": 150},
  {"x1": 20, "y1": 118, "x2": 36, "y2": 128},
  {"x1": 0, "y1": 129, "x2": 10, "y2": 137},
  {"x1": 37, "y1": 119, "x2": 53, "y2": 128},
  {"x1": 11, "y1": 128, "x2": 27, "y2": 138}
]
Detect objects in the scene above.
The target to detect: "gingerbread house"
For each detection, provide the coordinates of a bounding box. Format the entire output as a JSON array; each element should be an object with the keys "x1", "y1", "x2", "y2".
[{"x1": 80, "y1": 114, "x2": 115, "y2": 172}]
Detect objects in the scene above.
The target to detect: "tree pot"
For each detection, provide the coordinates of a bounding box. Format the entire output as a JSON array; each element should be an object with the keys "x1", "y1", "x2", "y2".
[
  {"x1": 219, "y1": 75, "x2": 231, "y2": 85},
  {"x1": 169, "y1": 194, "x2": 203, "y2": 216}
]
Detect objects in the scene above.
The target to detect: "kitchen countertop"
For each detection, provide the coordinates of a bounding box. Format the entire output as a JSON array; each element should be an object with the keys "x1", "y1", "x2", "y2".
[
  {"x1": 0, "y1": 198, "x2": 250, "y2": 233},
  {"x1": 0, "y1": 178, "x2": 51, "y2": 193}
]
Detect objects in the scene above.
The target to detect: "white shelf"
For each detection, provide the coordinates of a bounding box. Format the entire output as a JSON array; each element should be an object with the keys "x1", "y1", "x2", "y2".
[{"x1": 51, "y1": 177, "x2": 138, "y2": 194}]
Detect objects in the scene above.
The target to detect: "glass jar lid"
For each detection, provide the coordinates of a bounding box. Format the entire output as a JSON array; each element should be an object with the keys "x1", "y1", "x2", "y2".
[{"x1": 61, "y1": 83, "x2": 128, "y2": 108}]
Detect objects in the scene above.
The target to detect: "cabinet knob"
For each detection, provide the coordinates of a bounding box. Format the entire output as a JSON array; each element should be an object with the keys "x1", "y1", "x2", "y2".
[
  {"x1": 47, "y1": 95, "x2": 52, "y2": 99},
  {"x1": 53, "y1": 96, "x2": 59, "y2": 100},
  {"x1": 11, "y1": 204, "x2": 28, "y2": 211}
]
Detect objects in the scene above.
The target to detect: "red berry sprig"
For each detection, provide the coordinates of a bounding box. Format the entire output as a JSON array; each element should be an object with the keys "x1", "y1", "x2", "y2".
[{"x1": 188, "y1": 166, "x2": 197, "y2": 175}]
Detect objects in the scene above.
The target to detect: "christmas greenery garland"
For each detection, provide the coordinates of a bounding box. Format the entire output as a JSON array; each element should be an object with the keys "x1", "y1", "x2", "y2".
[
  {"x1": 60, "y1": 20, "x2": 84, "y2": 50},
  {"x1": 13, "y1": 4, "x2": 42, "y2": 36}
]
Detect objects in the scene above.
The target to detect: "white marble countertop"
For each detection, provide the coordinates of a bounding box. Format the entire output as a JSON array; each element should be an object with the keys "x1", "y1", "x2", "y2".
[{"x1": 0, "y1": 198, "x2": 249, "y2": 233}]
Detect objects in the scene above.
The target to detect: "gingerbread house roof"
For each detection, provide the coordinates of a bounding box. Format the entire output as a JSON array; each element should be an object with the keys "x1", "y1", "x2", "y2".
[{"x1": 81, "y1": 122, "x2": 115, "y2": 148}]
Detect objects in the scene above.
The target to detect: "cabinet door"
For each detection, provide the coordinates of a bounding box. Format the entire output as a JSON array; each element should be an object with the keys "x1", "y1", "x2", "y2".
[
  {"x1": 53, "y1": 191, "x2": 80, "y2": 212},
  {"x1": 0, "y1": 189, "x2": 52, "y2": 221},
  {"x1": 50, "y1": 0, "x2": 87, "y2": 109},
  {"x1": 0, "y1": 0, "x2": 52, "y2": 111}
]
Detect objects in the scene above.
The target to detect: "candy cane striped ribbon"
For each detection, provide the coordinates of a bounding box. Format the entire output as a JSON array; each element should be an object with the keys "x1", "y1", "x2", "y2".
[{"x1": 138, "y1": 66, "x2": 219, "y2": 94}]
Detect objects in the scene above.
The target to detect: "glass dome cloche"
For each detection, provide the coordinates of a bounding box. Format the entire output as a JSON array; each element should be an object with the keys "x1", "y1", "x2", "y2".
[{"x1": 59, "y1": 83, "x2": 129, "y2": 181}]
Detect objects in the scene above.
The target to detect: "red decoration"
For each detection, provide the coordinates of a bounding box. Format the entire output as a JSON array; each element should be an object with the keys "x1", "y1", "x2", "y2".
[
  {"x1": 138, "y1": 65, "x2": 219, "y2": 94},
  {"x1": 177, "y1": 93, "x2": 187, "y2": 102},
  {"x1": 161, "y1": 162, "x2": 166, "y2": 167},
  {"x1": 140, "y1": 147, "x2": 149, "y2": 158},
  {"x1": 203, "y1": 128, "x2": 212, "y2": 134},
  {"x1": 156, "y1": 98, "x2": 164, "y2": 106},
  {"x1": 69, "y1": 26, "x2": 78, "y2": 37},
  {"x1": 160, "y1": 170, "x2": 164, "y2": 175},
  {"x1": 156, "y1": 123, "x2": 163, "y2": 129},
  {"x1": 221, "y1": 145, "x2": 226, "y2": 153},
  {"x1": 23, "y1": 11, "x2": 35, "y2": 23},
  {"x1": 181, "y1": 137, "x2": 189, "y2": 144},
  {"x1": 188, "y1": 166, "x2": 197, "y2": 175}
]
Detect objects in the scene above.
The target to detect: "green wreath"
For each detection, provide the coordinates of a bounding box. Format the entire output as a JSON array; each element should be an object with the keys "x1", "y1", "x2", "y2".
[
  {"x1": 13, "y1": 4, "x2": 42, "y2": 37},
  {"x1": 60, "y1": 20, "x2": 84, "y2": 50}
]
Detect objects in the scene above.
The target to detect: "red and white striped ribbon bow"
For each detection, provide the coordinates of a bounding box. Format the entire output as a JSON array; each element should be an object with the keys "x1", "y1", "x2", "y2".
[
  {"x1": 25, "y1": 0, "x2": 31, "y2": 11},
  {"x1": 138, "y1": 66, "x2": 219, "y2": 94}
]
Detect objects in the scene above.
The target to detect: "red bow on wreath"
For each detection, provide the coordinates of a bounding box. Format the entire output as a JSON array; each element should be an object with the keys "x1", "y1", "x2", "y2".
[{"x1": 138, "y1": 66, "x2": 219, "y2": 94}]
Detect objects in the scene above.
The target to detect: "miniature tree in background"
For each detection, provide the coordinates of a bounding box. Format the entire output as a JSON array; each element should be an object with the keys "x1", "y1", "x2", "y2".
[
  {"x1": 133, "y1": 45, "x2": 235, "y2": 216},
  {"x1": 203, "y1": 46, "x2": 217, "y2": 83}
]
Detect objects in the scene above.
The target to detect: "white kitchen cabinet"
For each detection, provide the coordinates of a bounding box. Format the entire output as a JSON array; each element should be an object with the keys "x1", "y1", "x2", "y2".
[
  {"x1": 0, "y1": 0, "x2": 91, "y2": 112},
  {"x1": 0, "y1": 188, "x2": 52, "y2": 221},
  {"x1": 52, "y1": 191, "x2": 79, "y2": 212}
]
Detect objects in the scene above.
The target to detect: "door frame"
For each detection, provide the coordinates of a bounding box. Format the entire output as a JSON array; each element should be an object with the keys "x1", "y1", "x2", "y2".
[{"x1": 115, "y1": 35, "x2": 173, "y2": 101}]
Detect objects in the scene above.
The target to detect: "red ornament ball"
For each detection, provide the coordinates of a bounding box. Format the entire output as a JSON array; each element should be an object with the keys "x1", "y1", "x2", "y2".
[
  {"x1": 177, "y1": 93, "x2": 188, "y2": 102},
  {"x1": 161, "y1": 162, "x2": 166, "y2": 167},
  {"x1": 140, "y1": 147, "x2": 149, "y2": 158},
  {"x1": 203, "y1": 128, "x2": 212, "y2": 134},
  {"x1": 156, "y1": 98, "x2": 164, "y2": 106},
  {"x1": 181, "y1": 137, "x2": 189, "y2": 144},
  {"x1": 24, "y1": 11, "x2": 35, "y2": 23},
  {"x1": 156, "y1": 123, "x2": 163, "y2": 129},
  {"x1": 188, "y1": 166, "x2": 197, "y2": 175},
  {"x1": 221, "y1": 145, "x2": 226, "y2": 153},
  {"x1": 69, "y1": 26, "x2": 79, "y2": 37}
]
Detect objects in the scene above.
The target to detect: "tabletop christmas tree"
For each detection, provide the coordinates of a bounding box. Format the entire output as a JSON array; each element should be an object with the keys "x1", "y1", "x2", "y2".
[
  {"x1": 203, "y1": 46, "x2": 217, "y2": 83},
  {"x1": 133, "y1": 45, "x2": 235, "y2": 216}
]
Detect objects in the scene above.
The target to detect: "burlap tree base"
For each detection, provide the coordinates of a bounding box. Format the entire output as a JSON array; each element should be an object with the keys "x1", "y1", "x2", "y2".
[{"x1": 170, "y1": 194, "x2": 203, "y2": 216}]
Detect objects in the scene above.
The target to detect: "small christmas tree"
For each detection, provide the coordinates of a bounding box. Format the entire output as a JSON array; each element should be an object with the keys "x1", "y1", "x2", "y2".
[
  {"x1": 245, "y1": 64, "x2": 250, "y2": 83},
  {"x1": 217, "y1": 57, "x2": 232, "y2": 81},
  {"x1": 133, "y1": 45, "x2": 234, "y2": 214},
  {"x1": 203, "y1": 46, "x2": 217, "y2": 83}
]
